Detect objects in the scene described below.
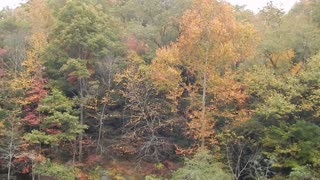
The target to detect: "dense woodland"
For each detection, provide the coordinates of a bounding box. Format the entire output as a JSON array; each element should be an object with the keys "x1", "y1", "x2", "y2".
[{"x1": 1, "y1": 0, "x2": 320, "y2": 179}]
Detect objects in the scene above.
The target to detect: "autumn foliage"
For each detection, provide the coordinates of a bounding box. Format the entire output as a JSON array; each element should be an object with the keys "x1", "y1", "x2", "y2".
[
  {"x1": 1, "y1": 0, "x2": 320, "y2": 179},
  {"x1": 151, "y1": 0, "x2": 257, "y2": 150}
]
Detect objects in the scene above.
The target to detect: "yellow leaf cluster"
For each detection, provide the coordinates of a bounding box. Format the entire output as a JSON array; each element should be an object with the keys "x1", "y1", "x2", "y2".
[
  {"x1": 26, "y1": 0, "x2": 52, "y2": 36},
  {"x1": 151, "y1": 46, "x2": 181, "y2": 93},
  {"x1": 268, "y1": 48, "x2": 295, "y2": 69}
]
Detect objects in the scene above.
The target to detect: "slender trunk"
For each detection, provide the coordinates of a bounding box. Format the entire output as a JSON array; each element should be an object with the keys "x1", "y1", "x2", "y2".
[
  {"x1": 200, "y1": 44, "x2": 209, "y2": 148},
  {"x1": 72, "y1": 139, "x2": 76, "y2": 166},
  {"x1": 108, "y1": 58, "x2": 112, "y2": 91},
  {"x1": 7, "y1": 122, "x2": 14, "y2": 180},
  {"x1": 31, "y1": 159, "x2": 35, "y2": 180},
  {"x1": 200, "y1": 70, "x2": 207, "y2": 147},
  {"x1": 7, "y1": 163, "x2": 11, "y2": 180},
  {"x1": 79, "y1": 104, "x2": 84, "y2": 161},
  {"x1": 96, "y1": 57, "x2": 112, "y2": 154},
  {"x1": 78, "y1": 78, "x2": 85, "y2": 162},
  {"x1": 96, "y1": 104, "x2": 106, "y2": 154}
]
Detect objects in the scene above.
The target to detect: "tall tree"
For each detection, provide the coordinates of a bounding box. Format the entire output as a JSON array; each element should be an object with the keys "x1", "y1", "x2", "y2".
[
  {"x1": 114, "y1": 52, "x2": 175, "y2": 162},
  {"x1": 151, "y1": 0, "x2": 257, "y2": 148}
]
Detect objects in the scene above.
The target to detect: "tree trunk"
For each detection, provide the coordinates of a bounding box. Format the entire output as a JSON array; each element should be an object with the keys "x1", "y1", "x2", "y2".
[
  {"x1": 79, "y1": 104, "x2": 84, "y2": 161},
  {"x1": 200, "y1": 44, "x2": 209, "y2": 148},
  {"x1": 96, "y1": 104, "x2": 106, "y2": 154},
  {"x1": 78, "y1": 78, "x2": 85, "y2": 162},
  {"x1": 31, "y1": 159, "x2": 35, "y2": 180},
  {"x1": 7, "y1": 122, "x2": 14, "y2": 180},
  {"x1": 72, "y1": 139, "x2": 77, "y2": 166}
]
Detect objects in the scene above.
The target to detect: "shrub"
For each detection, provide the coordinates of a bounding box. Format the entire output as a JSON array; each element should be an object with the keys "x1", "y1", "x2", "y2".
[
  {"x1": 171, "y1": 149, "x2": 232, "y2": 180},
  {"x1": 34, "y1": 160, "x2": 75, "y2": 180}
]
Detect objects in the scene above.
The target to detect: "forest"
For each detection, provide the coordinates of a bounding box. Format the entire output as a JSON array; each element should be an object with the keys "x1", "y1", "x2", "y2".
[{"x1": 0, "y1": 0, "x2": 320, "y2": 179}]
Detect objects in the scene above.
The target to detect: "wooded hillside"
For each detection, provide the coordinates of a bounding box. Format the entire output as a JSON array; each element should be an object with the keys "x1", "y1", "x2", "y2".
[{"x1": 1, "y1": 0, "x2": 320, "y2": 179}]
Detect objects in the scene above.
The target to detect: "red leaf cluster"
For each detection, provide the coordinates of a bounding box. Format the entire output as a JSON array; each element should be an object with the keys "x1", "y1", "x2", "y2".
[
  {"x1": 25, "y1": 78, "x2": 48, "y2": 104},
  {"x1": 19, "y1": 143, "x2": 30, "y2": 150},
  {"x1": 22, "y1": 165, "x2": 31, "y2": 174},
  {"x1": 125, "y1": 36, "x2": 148, "y2": 54},
  {"x1": 23, "y1": 77, "x2": 48, "y2": 126},
  {"x1": 44, "y1": 128, "x2": 62, "y2": 134},
  {"x1": 13, "y1": 156, "x2": 32, "y2": 174},
  {"x1": 67, "y1": 75, "x2": 78, "y2": 83},
  {"x1": 80, "y1": 138, "x2": 93, "y2": 146},
  {"x1": 0, "y1": 48, "x2": 8, "y2": 56},
  {"x1": 85, "y1": 155, "x2": 102, "y2": 165},
  {"x1": 23, "y1": 112, "x2": 40, "y2": 126}
]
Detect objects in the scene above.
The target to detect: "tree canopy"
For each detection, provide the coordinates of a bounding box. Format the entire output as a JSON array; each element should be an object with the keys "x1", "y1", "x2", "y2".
[{"x1": 1, "y1": 0, "x2": 320, "y2": 179}]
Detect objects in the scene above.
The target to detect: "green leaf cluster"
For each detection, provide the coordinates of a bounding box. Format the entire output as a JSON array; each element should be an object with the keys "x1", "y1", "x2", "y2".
[
  {"x1": 171, "y1": 149, "x2": 232, "y2": 180},
  {"x1": 34, "y1": 160, "x2": 75, "y2": 180},
  {"x1": 263, "y1": 121, "x2": 320, "y2": 168},
  {"x1": 24, "y1": 89, "x2": 86, "y2": 144}
]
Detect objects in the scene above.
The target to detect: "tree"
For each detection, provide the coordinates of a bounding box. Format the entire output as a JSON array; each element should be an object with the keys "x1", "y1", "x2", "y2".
[
  {"x1": 284, "y1": 1, "x2": 320, "y2": 64},
  {"x1": 0, "y1": 6, "x2": 49, "y2": 176},
  {"x1": 0, "y1": 60, "x2": 24, "y2": 180},
  {"x1": 263, "y1": 121, "x2": 320, "y2": 168},
  {"x1": 255, "y1": 1, "x2": 320, "y2": 70},
  {"x1": 0, "y1": 109, "x2": 21, "y2": 180},
  {"x1": 24, "y1": 89, "x2": 86, "y2": 163},
  {"x1": 255, "y1": 2, "x2": 294, "y2": 71},
  {"x1": 0, "y1": 8, "x2": 28, "y2": 74},
  {"x1": 44, "y1": 0, "x2": 124, "y2": 161},
  {"x1": 240, "y1": 51, "x2": 320, "y2": 175},
  {"x1": 219, "y1": 131, "x2": 262, "y2": 180},
  {"x1": 113, "y1": 52, "x2": 174, "y2": 162},
  {"x1": 151, "y1": 0, "x2": 257, "y2": 148},
  {"x1": 26, "y1": 0, "x2": 52, "y2": 36},
  {"x1": 8, "y1": 0, "x2": 51, "y2": 129}
]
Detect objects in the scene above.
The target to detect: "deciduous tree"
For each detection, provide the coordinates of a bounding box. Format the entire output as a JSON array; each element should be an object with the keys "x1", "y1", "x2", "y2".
[{"x1": 152, "y1": 0, "x2": 257, "y2": 148}]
